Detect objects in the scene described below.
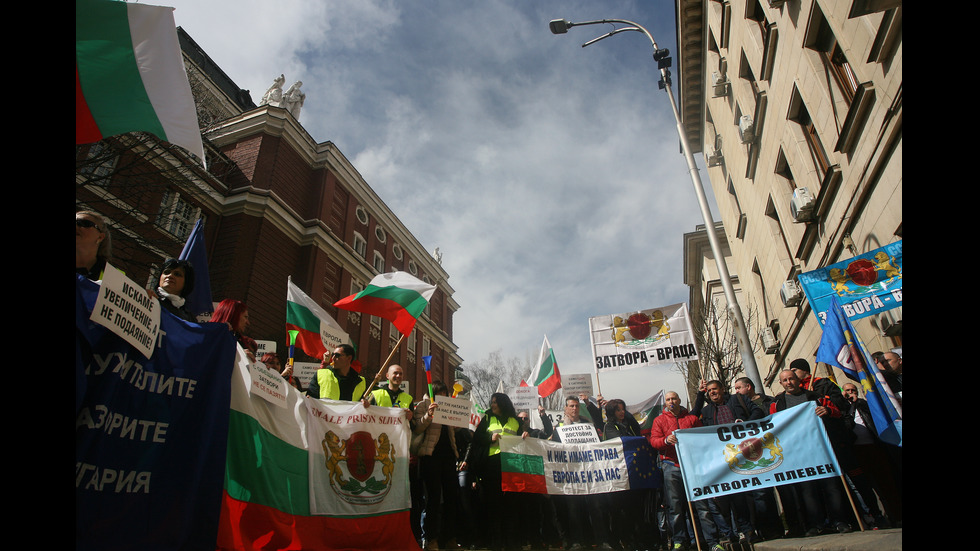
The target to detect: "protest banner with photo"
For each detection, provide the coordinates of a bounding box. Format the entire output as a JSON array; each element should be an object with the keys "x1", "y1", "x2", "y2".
[
  {"x1": 797, "y1": 240, "x2": 902, "y2": 327},
  {"x1": 589, "y1": 303, "x2": 699, "y2": 372},
  {"x1": 89, "y1": 263, "x2": 161, "y2": 358},
  {"x1": 500, "y1": 435, "x2": 659, "y2": 495},
  {"x1": 76, "y1": 275, "x2": 238, "y2": 551},
  {"x1": 674, "y1": 402, "x2": 841, "y2": 502}
]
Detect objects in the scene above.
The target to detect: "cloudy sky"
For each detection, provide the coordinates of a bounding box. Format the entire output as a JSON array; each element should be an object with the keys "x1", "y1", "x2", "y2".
[{"x1": 164, "y1": 0, "x2": 718, "y2": 404}]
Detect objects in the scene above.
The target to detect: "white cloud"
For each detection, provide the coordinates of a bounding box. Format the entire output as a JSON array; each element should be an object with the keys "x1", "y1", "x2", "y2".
[{"x1": 166, "y1": 0, "x2": 720, "y2": 404}]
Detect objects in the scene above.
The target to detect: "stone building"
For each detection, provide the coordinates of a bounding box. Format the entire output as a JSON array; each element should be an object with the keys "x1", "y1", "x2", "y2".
[{"x1": 675, "y1": 0, "x2": 901, "y2": 390}]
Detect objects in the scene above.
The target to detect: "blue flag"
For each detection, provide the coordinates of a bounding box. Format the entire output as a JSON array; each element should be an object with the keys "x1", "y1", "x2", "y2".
[
  {"x1": 179, "y1": 218, "x2": 213, "y2": 316},
  {"x1": 76, "y1": 275, "x2": 237, "y2": 550},
  {"x1": 816, "y1": 296, "x2": 902, "y2": 447}
]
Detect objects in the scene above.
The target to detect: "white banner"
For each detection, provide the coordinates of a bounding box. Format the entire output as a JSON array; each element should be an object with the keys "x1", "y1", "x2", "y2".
[
  {"x1": 510, "y1": 385, "x2": 538, "y2": 411},
  {"x1": 306, "y1": 399, "x2": 411, "y2": 515},
  {"x1": 561, "y1": 373, "x2": 594, "y2": 398},
  {"x1": 589, "y1": 303, "x2": 699, "y2": 372}
]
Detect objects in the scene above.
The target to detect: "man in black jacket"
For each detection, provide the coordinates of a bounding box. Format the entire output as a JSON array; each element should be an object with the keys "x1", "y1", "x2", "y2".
[{"x1": 842, "y1": 383, "x2": 901, "y2": 527}]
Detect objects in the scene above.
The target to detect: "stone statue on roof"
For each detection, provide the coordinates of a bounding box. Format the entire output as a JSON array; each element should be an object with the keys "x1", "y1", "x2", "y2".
[{"x1": 260, "y1": 74, "x2": 285, "y2": 108}]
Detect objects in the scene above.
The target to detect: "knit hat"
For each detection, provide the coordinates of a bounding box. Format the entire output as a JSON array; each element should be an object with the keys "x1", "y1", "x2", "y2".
[{"x1": 789, "y1": 358, "x2": 811, "y2": 373}]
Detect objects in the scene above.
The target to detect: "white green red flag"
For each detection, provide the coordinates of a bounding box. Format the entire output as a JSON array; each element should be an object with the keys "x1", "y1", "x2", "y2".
[
  {"x1": 76, "y1": 0, "x2": 205, "y2": 163},
  {"x1": 286, "y1": 276, "x2": 351, "y2": 361},
  {"x1": 526, "y1": 335, "x2": 562, "y2": 397},
  {"x1": 218, "y1": 349, "x2": 418, "y2": 550},
  {"x1": 334, "y1": 272, "x2": 436, "y2": 335}
]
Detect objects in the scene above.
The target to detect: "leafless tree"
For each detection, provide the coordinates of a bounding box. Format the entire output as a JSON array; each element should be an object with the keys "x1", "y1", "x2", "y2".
[{"x1": 679, "y1": 298, "x2": 764, "y2": 400}]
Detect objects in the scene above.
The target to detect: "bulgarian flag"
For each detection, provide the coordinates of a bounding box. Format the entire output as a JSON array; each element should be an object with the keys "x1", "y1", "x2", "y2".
[
  {"x1": 76, "y1": 0, "x2": 206, "y2": 163},
  {"x1": 527, "y1": 335, "x2": 562, "y2": 398},
  {"x1": 286, "y1": 276, "x2": 351, "y2": 362},
  {"x1": 218, "y1": 347, "x2": 419, "y2": 550},
  {"x1": 334, "y1": 272, "x2": 436, "y2": 335}
]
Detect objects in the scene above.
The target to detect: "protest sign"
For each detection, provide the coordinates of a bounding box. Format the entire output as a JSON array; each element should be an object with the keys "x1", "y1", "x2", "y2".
[
  {"x1": 433, "y1": 395, "x2": 475, "y2": 429},
  {"x1": 589, "y1": 303, "x2": 699, "y2": 371},
  {"x1": 89, "y1": 263, "x2": 161, "y2": 358},
  {"x1": 511, "y1": 385, "x2": 538, "y2": 411},
  {"x1": 555, "y1": 423, "x2": 600, "y2": 444},
  {"x1": 674, "y1": 402, "x2": 841, "y2": 501},
  {"x1": 561, "y1": 373, "x2": 594, "y2": 398},
  {"x1": 500, "y1": 435, "x2": 659, "y2": 495},
  {"x1": 249, "y1": 361, "x2": 288, "y2": 408}
]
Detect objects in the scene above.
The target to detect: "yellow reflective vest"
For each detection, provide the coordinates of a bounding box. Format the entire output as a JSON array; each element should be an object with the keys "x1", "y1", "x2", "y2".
[
  {"x1": 314, "y1": 369, "x2": 366, "y2": 401},
  {"x1": 487, "y1": 416, "x2": 521, "y2": 456},
  {"x1": 370, "y1": 388, "x2": 413, "y2": 409}
]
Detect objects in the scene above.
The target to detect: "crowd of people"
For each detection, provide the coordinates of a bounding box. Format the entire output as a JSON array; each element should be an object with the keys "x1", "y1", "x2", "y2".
[
  {"x1": 77, "y1": 211, "x2": 902, "y2": 551},
  {"x1": 302, "y1": 343, "x2": 902, "y2": 551}
]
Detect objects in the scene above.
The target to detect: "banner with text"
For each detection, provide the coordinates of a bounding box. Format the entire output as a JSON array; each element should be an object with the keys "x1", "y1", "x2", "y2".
[
  {"x1": 589, "y1": 303, "x2": 699, "y2": 372},
  {"x1": 797, "y1": 240, "x2": 902, "y2": 327},
  {"x1": 76, "y1": 275, "x2": 238, "y2": 551},
  {"x1": 307, "y1": 399, "x2": 411, "y2": 516},
  {"x1": 674, "y1": 402, "x2": 841, "y2": 501},
  {"x1": 500, "y1": 435, "x2": 659, "y2": 495}
]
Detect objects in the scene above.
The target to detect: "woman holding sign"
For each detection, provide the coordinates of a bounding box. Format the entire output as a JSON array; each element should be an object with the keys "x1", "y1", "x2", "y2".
[
  {"x1": 413, "y1": 381, "x2": 460, "y2": 551},
  {"x1": 462, "y1": 392, "x2": 521, "y2": 551}
]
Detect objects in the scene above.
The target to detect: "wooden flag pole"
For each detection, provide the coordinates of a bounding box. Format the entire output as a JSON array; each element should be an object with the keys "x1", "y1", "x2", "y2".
[{"x1": 362, "y1": 333, "x2": 406, "y2": 398}]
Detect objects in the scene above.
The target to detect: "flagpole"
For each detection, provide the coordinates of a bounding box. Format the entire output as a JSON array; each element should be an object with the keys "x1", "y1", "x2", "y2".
[
  {"x1": 362, "y1": 333, "x2": 406, "y2": 398},
  {"x1": 839, "y1": 475, "x2": 867, "y2": 532}
]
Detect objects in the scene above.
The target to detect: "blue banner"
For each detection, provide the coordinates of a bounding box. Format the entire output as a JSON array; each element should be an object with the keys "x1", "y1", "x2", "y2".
[
  {"x1": 797, "y1": 240, "x2": 902, "y2": 326},
  {"x1": 816, "y1": 296, "x2": 902, "y2": 447},
  {"x1": 674, "y1": 402, "x2": 840, "y2": 501},
  {"x1": 76, "y1": 275, "x2": 237, "y2": 551}
]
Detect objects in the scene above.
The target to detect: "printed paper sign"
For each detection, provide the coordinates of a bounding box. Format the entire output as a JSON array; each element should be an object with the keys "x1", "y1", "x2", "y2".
[
  {"x1": 90, "y1": 263, "x2": 161, "y2": 358},
  {"x1": 433, "y1": 395, "x2": 474, "y2": 429},
  {"x1": 511, "y1": 385, "x2": 539, "y2": 411},
  {"x1": 555, "y1": 423, "x2": 600, "y2": 444},
  {"x1": 250, "y1": 360, "x2": 288, "y2": 408},
  {"x1": 561, "y1": 374, "x2": 594, "y2": 398}
]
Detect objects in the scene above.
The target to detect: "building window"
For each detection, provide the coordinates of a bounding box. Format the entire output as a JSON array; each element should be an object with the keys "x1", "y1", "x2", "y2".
[
  {"x1": 353, "y1": 233, "x2": 367, "y2": 258},
  {"x1": 355, "y1": 206, "x2": 369, "y2": 225},
  {"x1": 78, "y1": 142, "x2": 118, "y2": 183},
  {"x1": 393, "y1": 243, "x2": 403, "y2": 260},
  {"x1": 408, "y1": 259, "x2": 418, "y2": 275},
  {"x1": 375, "y1": 225, "x2": 387, "y2": 243},
  {"x1": 788, "y1": 90, "x2": 831, "y2": 181},
  {"x1": 804, "y1": 4, "x2": 858, "y2": 105},
  {"x1": 422, "y1": 335, "x2": 431, "y2": 358},
  {"x1": 373, "y1": 251, "x2": 385, "y2": 273},
  {"x1": 156, "y1": 189, "x2": 200, "y2": 240}
]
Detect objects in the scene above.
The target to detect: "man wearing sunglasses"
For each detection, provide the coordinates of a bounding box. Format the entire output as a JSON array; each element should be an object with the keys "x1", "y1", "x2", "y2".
[{"x1": 307, "y1": 344, "x2": 366, "y2": 402}]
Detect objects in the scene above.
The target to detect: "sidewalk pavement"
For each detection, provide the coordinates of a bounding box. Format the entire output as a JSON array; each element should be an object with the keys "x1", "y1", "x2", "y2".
[{"x1": 753, "y1": 528, "x2": 902, "y2": 551}]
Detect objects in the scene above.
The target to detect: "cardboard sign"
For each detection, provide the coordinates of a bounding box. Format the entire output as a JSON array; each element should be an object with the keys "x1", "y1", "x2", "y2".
[
  {"x1": 90, "y1": 263, "x2": 160, "y2": 359},
  {"x1": 433, "y1": 395, "x2": 475, "y2": 429}
]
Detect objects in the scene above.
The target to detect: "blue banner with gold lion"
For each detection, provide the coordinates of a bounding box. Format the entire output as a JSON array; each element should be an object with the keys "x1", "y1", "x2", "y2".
[
  {"x1": 797, "y1": 240, "x2": 902, "y2": 326},
  {"x1": 674, "y1": 402, "x2": 840, "y2": 501}
]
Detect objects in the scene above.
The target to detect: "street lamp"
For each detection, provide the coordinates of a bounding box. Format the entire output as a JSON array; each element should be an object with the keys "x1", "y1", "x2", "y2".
[{"x1": 550, "y1": 17, "x2": 764, "y2": 393}]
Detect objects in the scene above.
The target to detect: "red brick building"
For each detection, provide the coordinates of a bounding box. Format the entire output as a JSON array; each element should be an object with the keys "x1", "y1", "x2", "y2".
[{"x1": 76, "y1": 29, "x2": 461, "y2": 395}]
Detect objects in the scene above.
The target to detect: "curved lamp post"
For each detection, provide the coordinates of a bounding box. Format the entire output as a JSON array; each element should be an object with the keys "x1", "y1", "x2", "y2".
[{"x1": 550, "y1": 17, "x2": 764, "y2": 393}]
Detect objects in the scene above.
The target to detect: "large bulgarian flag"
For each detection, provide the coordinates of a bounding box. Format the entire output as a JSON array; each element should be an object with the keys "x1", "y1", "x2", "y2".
[
  {"x1": 286, "y1": 276, "x2": 351, "y2": 361},
  {"x1": 76, "y1": 0, "x2": 206, "y2": 163},
  {"x1": 218, "y1": 346, "x2": 419, "y2": 550},
  {"x1": 526, "y1": 335, "x2": 562, "y2": 397},
  {"x1": 334, "y1": 272, "x2": 436, "y2": 335}
]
